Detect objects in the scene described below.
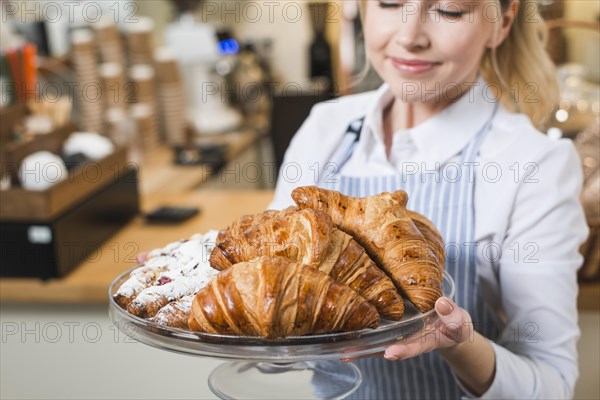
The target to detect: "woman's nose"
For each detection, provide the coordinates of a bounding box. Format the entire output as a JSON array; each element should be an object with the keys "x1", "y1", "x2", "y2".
[{"x1": 394, "y1": 2, "x2": 430, "y2": 51}]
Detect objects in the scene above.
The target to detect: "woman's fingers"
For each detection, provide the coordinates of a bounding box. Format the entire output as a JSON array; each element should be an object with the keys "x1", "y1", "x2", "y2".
[
  {"x1": 136, "y1": 252, "x2": 149, "y2": 264},
  {"x1": 340, "y1": 351, "x2": 385, "y2": 363},
  {"x1": 384, "y1": 298, "x2": 474, "y2": 361},
  {"x1": 384, "y1": 336, "x2": 437, "y2": 360}
]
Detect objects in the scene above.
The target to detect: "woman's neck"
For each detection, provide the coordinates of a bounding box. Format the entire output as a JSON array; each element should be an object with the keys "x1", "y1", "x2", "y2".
[
  {"x1": 383, "y1": 99, "x2": 445, "y2": 157},
  {"x1": 382, "y1": 79, "x2": 478, "y2": 158}
]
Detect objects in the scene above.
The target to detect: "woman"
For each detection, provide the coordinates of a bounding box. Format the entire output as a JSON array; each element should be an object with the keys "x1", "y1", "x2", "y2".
[{"x1": 269, "y1": 0, "x2": 589, "y2": 398}]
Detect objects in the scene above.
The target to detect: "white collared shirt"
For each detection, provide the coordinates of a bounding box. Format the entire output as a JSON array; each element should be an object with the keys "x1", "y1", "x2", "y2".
[{"x1": 269, "y1": 78, "x2": 589, "y2": 399}]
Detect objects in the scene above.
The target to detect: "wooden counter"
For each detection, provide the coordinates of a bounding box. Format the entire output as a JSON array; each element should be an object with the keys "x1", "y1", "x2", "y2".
[
  {"x1": 139, "y1": 128, "x2": 265, "y2": 194},
  {"x1": 579, "y1": 283, "x2": 600, "y2": 311},
  {"x1": 0, "y1": 190, "x2": 274, "y2": 303}
]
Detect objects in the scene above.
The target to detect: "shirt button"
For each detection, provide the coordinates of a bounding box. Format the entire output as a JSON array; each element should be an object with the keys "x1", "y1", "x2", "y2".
[
  {"x1": 393, "y1": 133, "x2": 412, "y2": 146},
  {"x1": 392, "y1": 141, "x2": 415, "y2": 152}
]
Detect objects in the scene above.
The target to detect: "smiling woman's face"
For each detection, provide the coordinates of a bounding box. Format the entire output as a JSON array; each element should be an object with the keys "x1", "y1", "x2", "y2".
[{"x1": 364, "y1": 0, "x2": 502, "y2": 104}]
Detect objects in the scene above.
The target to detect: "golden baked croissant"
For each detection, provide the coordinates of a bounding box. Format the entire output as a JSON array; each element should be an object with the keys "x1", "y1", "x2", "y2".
[
  {"x1": 188, "y1": 257, "x2": 379, "y2": 338},
  {"x1": 292, "y1": 186, "x2": 443, "y2": 313},
  {"x1": 210, "y1": 207, "x2": 405, "y2": 320},
  {"x1": 320, "y1": 229, "x2": 404, "y2": 320},
  {"x1": 406, "y1": 210, "x2": 445, "y2": 267},
  {"x1": 209, "y1": 207, "x2": 332, "y2": 270}
]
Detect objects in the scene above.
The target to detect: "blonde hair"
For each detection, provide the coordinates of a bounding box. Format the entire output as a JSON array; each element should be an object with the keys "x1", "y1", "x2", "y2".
[{"x1": 357, "y1": 0, "x2": 559, "y2": 129}]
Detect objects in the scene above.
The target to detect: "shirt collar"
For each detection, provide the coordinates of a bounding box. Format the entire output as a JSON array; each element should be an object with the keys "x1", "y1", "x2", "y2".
[{"x1": 361, "y1": 75, "x2": 497, "y2": 166}]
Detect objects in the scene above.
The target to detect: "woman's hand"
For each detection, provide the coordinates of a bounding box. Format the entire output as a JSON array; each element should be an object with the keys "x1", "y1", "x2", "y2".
[
  {"x1": 384, "y1": 297, "x2": 496, "y2": 396},
  {"x1": 341, "y1": 297, "x2": 473, "y2": 363},
  {"x1": 136, "y1": 252, "x2": 149, "y2": 264},
  {"x1": 384, "y1": 297, "x2": 473, "y2": 361}
]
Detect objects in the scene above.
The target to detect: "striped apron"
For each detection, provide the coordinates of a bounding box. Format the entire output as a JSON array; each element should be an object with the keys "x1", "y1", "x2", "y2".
[{"x1": 320, "y1": 105, "x2": 499, "y2": 399}]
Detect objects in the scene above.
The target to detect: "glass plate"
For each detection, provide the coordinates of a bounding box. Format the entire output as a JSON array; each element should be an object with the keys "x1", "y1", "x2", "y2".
[{"x1": 108, "y1": 268, "x2": 455, "y2": 363}]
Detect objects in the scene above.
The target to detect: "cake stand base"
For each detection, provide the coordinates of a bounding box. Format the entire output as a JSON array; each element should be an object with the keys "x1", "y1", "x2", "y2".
[{"x1": 208, "y1": 360, "x2": 362, "y2": 400}]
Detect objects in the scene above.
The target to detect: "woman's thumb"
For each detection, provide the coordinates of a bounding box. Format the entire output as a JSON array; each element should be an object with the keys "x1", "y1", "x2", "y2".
[{"x1": 435, "y1": 297, "x2": 471, "y2": 343}]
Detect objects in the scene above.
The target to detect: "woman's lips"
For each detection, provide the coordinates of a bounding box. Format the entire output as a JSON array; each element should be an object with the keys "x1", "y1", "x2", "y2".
[{"x1": 390, "y1": 58, "x2": 439, "y2": 74}]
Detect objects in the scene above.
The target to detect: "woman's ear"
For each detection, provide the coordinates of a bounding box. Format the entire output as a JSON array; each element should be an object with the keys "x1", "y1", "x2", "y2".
[{"x1": 487, "y1": 0, "x2": 519, "y2": 49}]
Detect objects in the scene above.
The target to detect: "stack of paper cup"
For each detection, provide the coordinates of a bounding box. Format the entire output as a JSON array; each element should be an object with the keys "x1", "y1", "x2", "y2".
[
  {"x1": 154, "y1": 47, "x2": 187, "y2": 145},
  {"x1": 106, "y1": 107, "x2": 142, "y2": 165},
  {"x1": 130, "y1": 103, "x2": 159, "y2": 151},
  {"x1": 94, "y1": 19, "x2": 125, "y2": 66},
  {"x1": 71, "y1": 29, "x2": 103, "y2": 133},
  {"x1": 129, "y1": 64, "x2": 160, "y2": 140},
  {"x1": 106, "y1": 107, "x2": 128, "y2": 146},
  {"x1": 125, "y1": 17, "x2": 155, "y2": 66},
  {"x1": 99, "y1": 63, "x2": 127, "y2": 110},
  {"x1": 129, "y1": 64, "x2": 156, "y2": 104}
]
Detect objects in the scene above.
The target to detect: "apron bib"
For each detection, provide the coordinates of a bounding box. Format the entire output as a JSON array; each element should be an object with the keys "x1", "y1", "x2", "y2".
[{"x1": 319, "y1": 106, "x2": 498, "y2": 399}]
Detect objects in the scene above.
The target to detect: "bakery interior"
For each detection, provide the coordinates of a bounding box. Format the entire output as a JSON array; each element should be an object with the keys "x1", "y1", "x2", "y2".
[{"x1": 0, "y1": 0, "x2": 598, "y2": 399}]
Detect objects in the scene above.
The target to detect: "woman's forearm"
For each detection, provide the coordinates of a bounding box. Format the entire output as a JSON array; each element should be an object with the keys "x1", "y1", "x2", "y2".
[{"x1": 437, "y1": 331, "x2": 496, "y2": 396}]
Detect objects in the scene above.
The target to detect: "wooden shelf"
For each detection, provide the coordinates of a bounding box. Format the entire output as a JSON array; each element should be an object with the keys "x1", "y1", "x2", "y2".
[{"x1": 578, "y1": 282, "x2": 600, "y2": 311}]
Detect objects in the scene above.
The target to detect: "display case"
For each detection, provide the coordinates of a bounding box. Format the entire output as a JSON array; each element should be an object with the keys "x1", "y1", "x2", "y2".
[{"x1": 0, "y1": 124, "x2": 140, "y2": 279}]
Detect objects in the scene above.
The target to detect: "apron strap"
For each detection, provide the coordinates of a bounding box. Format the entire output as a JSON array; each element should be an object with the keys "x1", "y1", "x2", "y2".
[
  {"x1": 347, "y1": 117, "x2": 365, "y2": 138},
  {"x1": 328, "y1": 117, "x2": 365, "y2": 175}
]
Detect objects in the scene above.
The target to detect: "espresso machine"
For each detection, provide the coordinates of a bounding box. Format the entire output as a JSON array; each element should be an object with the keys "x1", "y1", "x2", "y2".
[{"x1": 165, "y1": 0, "x2": 241, "y2": 134}]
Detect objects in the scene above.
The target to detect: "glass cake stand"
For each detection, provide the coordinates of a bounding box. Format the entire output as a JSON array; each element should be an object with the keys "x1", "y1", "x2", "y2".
[{"x1": 109, "y1": 269, "x2": 455, "y2": 400}]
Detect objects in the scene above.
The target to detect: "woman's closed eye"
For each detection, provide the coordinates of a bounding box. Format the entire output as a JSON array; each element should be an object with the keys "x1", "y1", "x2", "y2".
[
  {"x1": 377, "y1": 0, "x2": 466, "y2": 19},
  {"x1": 377, "y1": 0, "x2": 403, "y2": 9},
  {"x1": 434, "y1": 6, "x2": 464, "y2": 19}
]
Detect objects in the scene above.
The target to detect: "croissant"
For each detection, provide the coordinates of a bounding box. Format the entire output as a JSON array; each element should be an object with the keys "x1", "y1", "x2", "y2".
[
  {"x1": 151, "y1": 295, "x2": 193, "y2": 329},
  {"x1": 406, "y1": 210, "x2": 445, "y2": 267},
  {"x1": 114, "y1": 234, "x2": 217, "y2": 310},
  {"x1": 127, "y1": 259, "x2": 219, "y2": 318},
  {"x1": 320, "y1": 229, "x2": 404, "y2": 320},
  {"x1": 210, "y1": 207, "x2": 405, "y2": 319},
  {"x1": 188, "y1": 257, "x2": 379, "y2": 337},
  {"x1": 113, "y1": 260, "x2": 171, "y2": 308},
  {"x1": 292, "y1": 186, "x2": 443, "y2": 313},
  {"x1": 209, "y1": 207, "x2": 332, "y2": 270}
]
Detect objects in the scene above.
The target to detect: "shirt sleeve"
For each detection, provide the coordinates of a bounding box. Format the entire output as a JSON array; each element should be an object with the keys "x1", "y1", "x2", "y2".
[
  {"x1": 268, "y1": 116, "x2": 312, "y2": 210},
  {"x1": 268, "y1": 105, "x2": 330, "y2": 210},
  {"x1": 463, "y1": 140, "x2": 589, "y2": 399}
]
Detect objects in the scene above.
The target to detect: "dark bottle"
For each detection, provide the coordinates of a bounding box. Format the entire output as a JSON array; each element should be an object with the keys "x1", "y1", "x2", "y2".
[
  {"x1": 308, "y1": 2, "x2": 334, "y2": 93},
  {"x1": 310, "y1": 32, "x2": 333, "y2": 84}
]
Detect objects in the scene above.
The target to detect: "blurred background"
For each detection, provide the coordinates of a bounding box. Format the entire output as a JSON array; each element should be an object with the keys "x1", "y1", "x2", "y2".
[{"x1": 0, "y1": 1, "x2": 598, "y2": 399}]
